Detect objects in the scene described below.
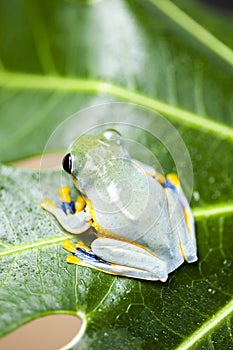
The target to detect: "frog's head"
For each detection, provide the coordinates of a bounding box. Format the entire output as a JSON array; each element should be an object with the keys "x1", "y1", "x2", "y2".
[{"x1": 62, "y1": 129, "x2": 129, "y2": 194}]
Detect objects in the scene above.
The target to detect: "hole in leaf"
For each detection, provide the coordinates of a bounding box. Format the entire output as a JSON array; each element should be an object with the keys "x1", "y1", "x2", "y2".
[
  {"x1": 0, "y1": 314, "x2": 82, "y2": 350},
  {"x1": 10, "y1": 153, "x2": 63, "y2": 170}
]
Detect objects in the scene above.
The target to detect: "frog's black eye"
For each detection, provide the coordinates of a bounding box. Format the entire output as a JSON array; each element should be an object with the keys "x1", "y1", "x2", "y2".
[{"x1": 62, "y1": 153, "x2": 72, "y2": 174}]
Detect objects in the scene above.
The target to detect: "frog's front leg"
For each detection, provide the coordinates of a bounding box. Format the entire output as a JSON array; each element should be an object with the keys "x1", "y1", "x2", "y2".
[
  {"x1": 41, "y1": 186, "x2": 91, "y2": 234},
  {"x1": 63, "y1": 237, "x2": 168, "y2": 282}
]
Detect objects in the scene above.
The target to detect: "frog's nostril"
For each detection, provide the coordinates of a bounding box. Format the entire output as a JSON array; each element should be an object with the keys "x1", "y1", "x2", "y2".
[{"x1": 63, "y1": 153, "x2": 72, "y2": 174}]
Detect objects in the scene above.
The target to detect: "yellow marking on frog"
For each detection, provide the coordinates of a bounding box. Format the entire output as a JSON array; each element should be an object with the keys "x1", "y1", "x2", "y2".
[
  {"x1": 85, "y1": 199, "x2": 162, "y2": 257},
  {"x1": 75, "y1": 195, "x2": 86, "y2": 212},
  {"x1": 137, "y1": 165, "x2": 166, "y2": 183},
  {"x1": 57, "y1": 186, "x2": 71, "y2": 203},
  {"x1": 65, "y1": 255, "x2": 119, "y2": 275},
  {"x1": 146, "y1": 171, "x2": 156, "y2": 178},
  {"x1": 143, "y1": 169, "x2": 166, "y2": 185},
  {"x1": 66, "y1": 255, "x2": 82, "y2": 264},
  {"x1": 179, "y1": 240, "x2": 186, "y2": 259},
  {"x1": 167, "y1": 173, "x2": 180, "y2": 187},
  {"x1": 40, "y1": 198, "x2": 57, "y2": 210},
  {"x1": 128, "y1": 238, "x2": 161, "y2": 257},
  {"x1": 85, "y1": 198, "x2": 106, "y2": 234},
  {"x1": 156, "y1": 172, "x2": 166, "y2": 184},
  {"x1": 184, "y1": 209, "x2": 192, "y2": 238},
  {"x1": 76, "y1": 240, "x2": 91, "y2": 251},
  {"x1": 77, "y1": 198, "x2": 164, "y2": 263},
  {"x1": 164, "y1": 189, "x2": 170, "y2": 217},
  {"x1": 85, "y1": 199, "x2": 131, "y2": 240},
  {"x1": 66, "y1": 253, "x2": 113, "y2": 275},
  {"x1": 62, "y1": 239, "x2": 76, "y2": 253}
]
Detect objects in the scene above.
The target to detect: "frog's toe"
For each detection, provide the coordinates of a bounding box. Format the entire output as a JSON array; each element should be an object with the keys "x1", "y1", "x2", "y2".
[
  {"x1": 75, "y1": 196, "x2": 86, "y2": 212},
  {"x1": 57, "y1": 186, "x2": 71, "y2": 203},
  {"x1": 62, "y1": 239, "x2": 76, "y2": 253},
  {"x1": 66, "y1": 255, "x2": 83, "y2": 264}
]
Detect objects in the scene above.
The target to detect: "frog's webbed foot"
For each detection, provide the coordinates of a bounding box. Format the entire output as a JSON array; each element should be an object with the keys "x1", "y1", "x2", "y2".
[
  {"x1": 63, "y1": 237, "x2": 168, "y2": 282},
  {"x1": 41, "y1": 186, "x2": 91, "y2": 234}
]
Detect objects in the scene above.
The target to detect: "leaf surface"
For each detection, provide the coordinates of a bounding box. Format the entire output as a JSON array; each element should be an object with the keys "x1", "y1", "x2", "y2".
[{"x1": 0, "y1": 0, "x2": 233, "y2": 349}]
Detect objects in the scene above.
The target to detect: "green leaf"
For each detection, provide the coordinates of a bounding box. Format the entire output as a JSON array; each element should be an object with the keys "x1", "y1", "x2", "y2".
[{"x1": 0, "y1": 0, "x2": 233, "y2": 349}]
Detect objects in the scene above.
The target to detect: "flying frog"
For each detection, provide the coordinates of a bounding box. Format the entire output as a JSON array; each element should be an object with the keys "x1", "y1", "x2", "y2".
[{"x1": 41, "y1": 129, "x2": 197, "y2": 281}]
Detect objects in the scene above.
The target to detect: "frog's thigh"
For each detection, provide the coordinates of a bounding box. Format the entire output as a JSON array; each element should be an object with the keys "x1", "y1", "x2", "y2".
[
  {"x1": 91, "y1": 237, "x2": 168, "y2": 281},
  {"x1": 41, "y1": 199, "x2": 91, "y2": 234}
]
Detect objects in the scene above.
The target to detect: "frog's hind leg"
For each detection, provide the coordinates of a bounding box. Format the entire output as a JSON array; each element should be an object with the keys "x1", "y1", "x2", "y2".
[
  {"x1": 163, "y1": 173, "x2": 197, "y2": 265},
  {"x1": 63, "y1": 238, "x2": 168, "y2": 282},
  {"x1": 131, "y1": 160, "x2": 197, "y2": 266}
]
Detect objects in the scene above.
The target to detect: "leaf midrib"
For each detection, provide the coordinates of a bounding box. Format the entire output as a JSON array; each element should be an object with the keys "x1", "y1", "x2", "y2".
[
  {"x1": 0, "y1": 235, "x2": 65, "y2": 258},
  {"x1": 0, "y1": 71, "x2": 233, "y2": 142}
]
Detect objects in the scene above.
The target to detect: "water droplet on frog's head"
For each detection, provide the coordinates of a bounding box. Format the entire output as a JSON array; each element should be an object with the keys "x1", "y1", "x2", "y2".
[{"x1": 102, "y1": 129, "x2": 121, "y2": 144}]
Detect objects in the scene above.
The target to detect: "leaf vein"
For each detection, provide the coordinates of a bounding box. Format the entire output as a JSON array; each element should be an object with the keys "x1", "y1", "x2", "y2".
[
  {"x1": 0, "y1": 71, "x2": 233, "y2": 141},
  {"x1": 87, "y1": 278, "x2": 117, "y2": 315},
  {"x1": 148, "y1": 0, "x2": 233, "y2": 68},
  {"x1": 175, "y1": 298, "x2": 233, "y2": 350},
  {"x1": 23, "y1": 0, "x2": 57, "y2": 74},
  {"x1": 0, "y1": 256, "x2": 18, "y2": 289},
  {"x1": 146, "y1": 307, "x2": 186, "y2": 339}
]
